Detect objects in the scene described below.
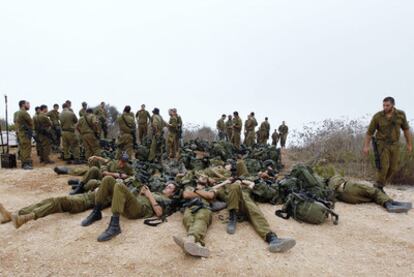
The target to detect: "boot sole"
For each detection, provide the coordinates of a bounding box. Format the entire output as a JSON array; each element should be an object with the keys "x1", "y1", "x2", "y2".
[
  {"x1": 97, "y1": 230, "x2": 121, "y2": 242},
  {"x1": 184, "y1": 242, "x2": 210, "y2": 258},
  {"x1": 269, "y1": 239, "x2": 296, "y2": 253},
  {"x1": 387, "y1": 207, "x2": 411, "y2": 213},
  {"x1": 173, "y1": 236, "x2": 185, "y2": 250}
]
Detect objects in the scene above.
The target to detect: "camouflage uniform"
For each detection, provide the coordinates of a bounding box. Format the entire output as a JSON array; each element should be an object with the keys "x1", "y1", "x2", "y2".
[
  {"x1": 278, "y1": 124, "x2": 289, "y2": 148},
  {"x1": 136, "y1": 109, "x2": 151, "y2": 144},
  {"x1": 15, "y1": 109, "x2": 33, "y2": 165},
  {"x1": 117, "y1": 112, "x2": 136, "y2": 159},
  {"x1": 367, "y1": 109, "x2": 410, "y2": 187},
  {"x1": 60, "y1": 108, "x2": 80, "y2": 160},
  {"x1": 77, "y1": 113, "x2": 101, "y2": 159},
  {"x1": 231, "y1": 116, "x2": 242, "y2": 150}
]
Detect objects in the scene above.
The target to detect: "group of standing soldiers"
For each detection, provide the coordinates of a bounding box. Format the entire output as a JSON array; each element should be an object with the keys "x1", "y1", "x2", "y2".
[
  {"x1": 13, "y1": 99, "x2": 183, "y2": 170},
  {"x1": 216, "y1": 112, "x2": 289, "y2": 149}
]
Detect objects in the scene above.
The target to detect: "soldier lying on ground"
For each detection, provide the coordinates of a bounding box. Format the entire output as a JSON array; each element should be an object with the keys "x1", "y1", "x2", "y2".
[
  {"x1": 80, "y1": 176, "x2": 177, "y2": 242},
  {"x1": 0, "y1": 192, "x2": 111, "y2": 229},
  {"x1": 54, "y1": 153, "x2": 135, "y2": 195}
]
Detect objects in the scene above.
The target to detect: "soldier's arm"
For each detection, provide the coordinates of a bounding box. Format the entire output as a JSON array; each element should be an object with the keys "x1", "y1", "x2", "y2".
[
  {"x1": 142, "y1": 188, "x2": 163, "y2": 217},
  {"x1": 363, "y1": 116, "x2": 378, "y2": 155}
]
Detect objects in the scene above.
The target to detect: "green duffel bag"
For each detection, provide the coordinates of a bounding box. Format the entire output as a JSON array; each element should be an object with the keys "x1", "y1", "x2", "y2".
[{"x1": 276, "y1": 192, "x2": 339, "y2": 225}]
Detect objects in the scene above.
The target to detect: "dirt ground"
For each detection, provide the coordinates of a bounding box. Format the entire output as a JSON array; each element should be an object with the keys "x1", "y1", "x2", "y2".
[{"x1": 1, "y1": 152, "x2": 414, "y2": 277}]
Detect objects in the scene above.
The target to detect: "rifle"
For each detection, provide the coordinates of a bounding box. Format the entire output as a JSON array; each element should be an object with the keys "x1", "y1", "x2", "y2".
[
  {"x1": 372, "y1": 137, "x2": 382, "y2": 170},
  {"x1": 22, "y1": 124, "x2": 38, "y2": 143}
]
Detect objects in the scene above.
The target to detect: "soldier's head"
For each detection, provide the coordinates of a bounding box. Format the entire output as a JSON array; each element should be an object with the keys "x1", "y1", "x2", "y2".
[
  {"x1": 123, "y1": 105, "x2": 131, "y2": 113},
  {"x1": 62, "y1": 103, "x2": 68, "y2": 110},
  {"x1": 118, "y1": 152, "x2": 129, "y2": 167},
  {"x1": 82, "y1": 102, "x2": 87, "y2": 108},
  {"x1": 383, "y1": 97, "x2": 395, "y2": 113},
  {"x1": 65, "y1": 100, "x2": 72, "y2": 108},
  {"x1": 221, "y1": 114, "x2": 226, "y2": 119},
  {"x1": 265, "y1": 117, "x2": 268, "y2": 121},
  {"x1": 19, "y1": 100, "x2": 29, "y2": 110},
  {"x1": 141, "y1": 104, "x2": 145, "y2": 109},
  {"x1": 152, "y1": 108, "x2": 160, "y2": 115},
  {"x1": 196, "y1": 176, "x2": 209, "y2": 190},
  {"x1": 86, "y1": 108, "x2": 93, "y2": 114},
  {"x1": 35, "y1": 106, "x2": 40, "y2": 113},
  {"x1": 100, "y1": 102, "x2": 105, "y2": 107},
  {"x1": 40, "y1": 105, "x2": 48, "y2": 113},
  {"x1": 250, "y1": 112, "x2": 255, "y2": 117},
  {"x1": 53, "y1": 104, "x2": 59, "y2": 111},
  {"x1": 163, "y1": 181, "x2": 178, "y2": 198},
  {"x1": 282, "y1": 121, "x2": 286, "y2": 125},
  {"x1": 228, "y1": 115, "x2": 233, "y2": 120},
  {"x1": 233, "y1": 111, "x2": 239, "y2": 118}
]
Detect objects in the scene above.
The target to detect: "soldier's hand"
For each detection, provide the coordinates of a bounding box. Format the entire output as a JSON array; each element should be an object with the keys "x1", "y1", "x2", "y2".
[{"x1": 362, "y1": 146, "x2": 370, "y2": 156}]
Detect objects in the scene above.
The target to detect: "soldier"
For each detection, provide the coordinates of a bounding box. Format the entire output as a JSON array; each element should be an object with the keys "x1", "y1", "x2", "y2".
[
  {"x1": 278, "y1": 121, "x2": 289, "y2": 148},
  {"x1": 47, "y1": 104, "x2": 61, "y2": 152},
  {"x1": 13, "y1": 107, "x2": 21, "y2": 160},
  {"x1": 215, "y1": 160, "x2": 296, "y2": 253},
  {"x1": 0, "y1": 192, "x2": 110, "y2": 229},
  {"x1": 216, "y1": 114, "x2": 227, "y2": 141},
  {"x1": 271, "y1": 129, "x2": 280, "y2": 147},
  {"x1": 363, "y1": 97, "x2": 412, "y2": 191},
  {"x1": 231, "y1": 112, "x2": 242, "y2": 150},
  {"x1": 33, "y1": 106, "x2": 41, "y2": 158},
  {"x1": 15, "y1": 100, "x2": 34, "y2": 170},
  {"x1": 60, "y1": 103, "x2": 81, "y2": 164},
  {"x1": 173, "y1": 108, "x2": 183, "y2": 152},
  {"x1": 65, "y1": 100, "x2": 74, "y2": 112},
  {"x1": 79, "y1": 102, "x2": 88, "y2": 118},
  {"x1": 173, "y1": 177, "x2": 215, "y2": 258},
  {"x1": 148, "y1": 108, "x2": 164, "y2": 162},
  {"x1": 135, "y1": 104, "x2": 151, "y2": 144},
  {"x1": 167, "y1": 109, "x2": 179, "y2": 159},
  {"x1": 258, "y1": 117, "x2": 270, "y2": 145},
  {"x1": 37, "y1": 105, "x2": 54, "y2": 164},
  {"x1": 80, "y1": 176, "x2": 177, "y2": 242},
  {"x1": 117, "y1": 105, "x2": 137, "y2": 159},
  {"x1": 77, "y1": 108, "x2": 101, "y2": 159},
  {"x1": 225, "y1": 114, "x2": 233, "y2": 142},
  {"x1": 95, "y1": 102, "x2": 108, "y2": 139},
  {"x1": 244, "y1": 113, "x2": 257, "y2": 147}
]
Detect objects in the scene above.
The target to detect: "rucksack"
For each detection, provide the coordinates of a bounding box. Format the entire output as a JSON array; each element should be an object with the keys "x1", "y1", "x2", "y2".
[{"x1": 276, "y1": 192, "x2": 339, "y2": 225}]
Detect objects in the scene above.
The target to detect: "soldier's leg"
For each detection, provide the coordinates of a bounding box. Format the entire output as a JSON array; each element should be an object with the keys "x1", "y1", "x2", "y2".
[
  {"x1": 82, "y1": 136, "x2": 92, "y2": 160},
  {"x1": 111, "y1": 183, "x2": 146, "y2": 219},
  {"x1": 83, "y1": 179, "x2": 101, "y2": 192},
  {"x1": 377, "y1": 145, "x2": 391, "y2": 188},
  {"x1": 240, "y1": 191, "x2": 271, "y2": 240},
  {"x1": 385, "y1": 145, "x2": 400, "y2": 184},
  {"x1": 94, "y1": 176, "x2": 117, "y2": 206},
  {"x1": 19, "y1": 135, "x2": 32, "y2": 164},
  {"x1": 184, "y1": 208, "x2": 212, "y2": 246},
  {"x1": 71, "y1": 133, "x2": 81, "y2": 160},
  {"x1": 81, "y1": 166, "x2": 102, "y2": 184},
  {"x1": 62, "y1": 132, "x2": 70, "y2": 160}
]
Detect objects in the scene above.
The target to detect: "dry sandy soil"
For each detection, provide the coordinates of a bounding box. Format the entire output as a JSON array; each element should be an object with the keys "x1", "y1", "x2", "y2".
[{"x1": 1, "y1": 152, "x2": 414, "y2": 277}]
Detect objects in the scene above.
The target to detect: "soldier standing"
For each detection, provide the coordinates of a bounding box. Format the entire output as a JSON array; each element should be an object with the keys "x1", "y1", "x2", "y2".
[
  {"x1": 95, "y1": 102, "x2": 108, "y2": 139},
  {"x1": 77, "y1": 108, "x2": 101, "y2": 159},
  {"x1": 135, "y1": 104, "x2": 151, "y2": 144},
  {"x1": 148, "y1": 108, "x2": 164, "y2": 161},
  {"x1": 216, "y1": 114, "x2": 226, "y2": 141},
  {"x1": 33, "y1": 106, "x2": 41, "y2": 158},
  {"x1": 47, "y1": 104, "x2": 61, "y2": 152},
  {"x1": 174, "y1": 108, "x2": 183, "y2": 151},
  {"x1": 60, "y1": 103, "x2": 81, "y2": 164},
  {"x1": 244, "y1": 113, "x2": 257, "y2": 147},
  {"x1": 37, "y1": 105, "x2": 54, "y2": 164},
  {"x1": 271, "y1": 129, "x2": 280, "y2": 147},
  {"x1": 16, "y1": 100, "x2": 33, "y2": 170},
  {"x1": 231, "y1": 112, "x2": 242, "y2": 150},
  {"x1": 116, "y1": 106, "x2": 136, "y2": 159},
  {"x1": 363, "y1": 97, "x2": 412, "y2": 191},
  {"x1": 258, "y1": 118, "x2": 270, "y2": 145},
  {"x1": 278, "y1": 121, "x2": 289, "y2": 148},
  {"x1": 167, "y1": 109, "x2": 178, "y2": 159},
  {"x1": 225, "y1": 114, "x2": 233, "y2": 142},
  {"x1": 79, "y1": 102, "x2": 88, "y2": 118}
]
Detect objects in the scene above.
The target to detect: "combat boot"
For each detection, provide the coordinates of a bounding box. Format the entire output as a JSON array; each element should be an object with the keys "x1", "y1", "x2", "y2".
[
  {"x1": 12, "y1": 212, "x2": 35, "y2": 229},
  {"x1": 384, "y1": 201, "x2": 412, "y2": 213},
  {"x1": 68, "y1": 179, "x2": 80, "y2": 186},
  {"x1": 0, "y1": 203, "x2": 12, "y2": 224},
  {"x1": 227, "y1": 209, "x2": 237, "y2": 235},
  {"x1": 54, "y1": 166, "x2": 69, "y2": 175},
  {"x1": 22, "y1": 162, "x2": 33, "y2": 170},
  {"x1": 374, "y1": 183, "x2": 386, "y2": 193},
  {"x1": 266, "y1": 232, "x2": 296, "y2": 253},
  {"x1": 183, "y1": 235, "x2": 210, "y2": 258},
  {"x1": 173, "y1": 236, "x2": 185, "y2": 251},
  {"x1": 81, "y1": 205, "x2": 103, "y2": 227},
  {"x1": 70, "y1": 182, "x2": 85, "y2": 195},
  {"x1": 97, "y1": 214, "x2": 122, "y2": 242}
]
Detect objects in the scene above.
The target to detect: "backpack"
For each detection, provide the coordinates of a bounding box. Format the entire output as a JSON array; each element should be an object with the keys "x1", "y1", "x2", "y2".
[{"x1": 276, "y1": 192, "x2": 339, "y2": 225}]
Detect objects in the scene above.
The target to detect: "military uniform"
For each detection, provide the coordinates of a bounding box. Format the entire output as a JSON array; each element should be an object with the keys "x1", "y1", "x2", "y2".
[
  {"x1": 225, "y1": 118, "x2": 233, "y2": 142},
  {"x1": 244, "y1": 118, "x2": 257, "y2": 147},
  {"x1": 258, "y1": 121, "x2": 270, "y2": 145},
  {"x1": 13, "y1": 111, "x2": 21, "y2": 160},
  {"x1": 176, "y1": 115, "x2": 183, "y2": 149},
  {"x1": 37, "y1": 113, "x2": 53, "y2": 162},
  {"x1": 278, "y1": 124, "x2": 289, "y2": 148},
  {"x1": 217, "y1": 118, "x2": 226, "y2": 140},
  {"x1": 148, "y1": 114, "x2": 164, "y2": 161},
  {"x1": 271, "y1": 131, "x2": 280, "y2": 147},
  {"x1": 60, "y1": 108, "x2": 80, "y2": 160},
  {"x1": 46, "y1": 109, "x2": 61, "y2": 151},
  {"x1": 79, "y1": 108, "x2": 87, "y2": 118},
  {"x1": 95, "y1": 106, "x2": 108, "y2": 139},
  {"x1": 231, "y1": 117, "x2": 242, "y2": 150},
  {"x1": 77, "y1": 113, "x2": 101, "y2": 159},
  {"x1": 16, "y1": 108, "x2": 33, "y2": 166},
  {"x1": 136, "y1": 109, "x2": 151, "y2": 144},
  {"x1": 168, "y1": 115, "x2": 178, "y2": 159},
  {"x1": 33, "y1": 112, "x2": 41, "y2": 157},
  {"x1": 367, "y1": 109, "x2": 410, "y2": 187},
  {"x1": 117, "y1": 112, "x2": 136, "y2": 159},
  {"x1": 328, "y1": 175, "x2": 392, "y2": 206}
]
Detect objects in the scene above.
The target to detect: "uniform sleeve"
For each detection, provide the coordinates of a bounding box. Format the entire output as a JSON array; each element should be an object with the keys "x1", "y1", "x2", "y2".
[
  {"x1": 400, "y1": 112, "x2": 410, "y2": 131},
  {"x1": 367, "y1": 115, "x2": 378, "y2": 136}
]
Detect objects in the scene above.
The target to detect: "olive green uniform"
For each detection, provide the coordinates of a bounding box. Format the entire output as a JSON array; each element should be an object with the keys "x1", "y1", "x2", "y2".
[
  {"x1": 271, "y1": 131, "x2": 280, "y2": 147},
  {"x1": 278, "y1": 124, "x2": 289, "y2": 148},
  {"x1": 95, "y1": 106, "x2": 108, "y2": 139},
  {"x1": 79, "y1": 108, "x2": 87, "y2": 118},
  {"x1": 17, "y1": 192, "x2": 110, "y2": 220},
  {"x1": 168, "y1": 115, "x2": 178, "y2": 159},
  {"x1": 77, "y1": 114, "x2": 101, "y2": 159},
  {"x1": 60, "y1": 108, "x2": 80, "y2": 160},
  {"x1": 244, "y1": 118, "x2": 257, "y2": 147},
  {"x1": 46, "y1": 109, "x2": 61, "y2": 150},
  {"x1": 15, "y1": 109, "x2": 33, "y2": 164},
  {"x1": 367, "y1": 109, "x2": 410, "y2": 187},
  {"x1": 136, "y1": 109, "x2": 151, "y2": 144},
  {"x1": 149, "y1": 114, "x2": 164, "y2": 161},
  {"x1": 33, "y1": 112, "x2": 41, "y2": 156},
  {"x1": 94, "y1": 176, "x2": 171, "y2": 219},
  {"x1": 176, "y1": 115, "x2": 183, "y2": 149},
  {"x1": 13, "y1": 111, "x2": 21, "y2": 159},
  {"x1": 182, "y1": 186, "x2": 213, "y2": 246},
  {"x1": 117, "y1": 112, "x2": 136, "y2": 159},
  {"x1": 225, "y1": 119, "x2": 233, "y2": 142},
  {"x1": 258, "y1": 121, "x2": 270, "y2": 145},
  {"x1": 328, "y1": 175, "x2": 392, "y2": 206},
  {"x1": 231, "y1": 117, "x2": 243, "y2": 150},
  {"x1": 37, "y1": 113, "x2": 53, "y2": 162},
  {"x1": 217, "y1": 118, "x2": 226, "y2": 140}
]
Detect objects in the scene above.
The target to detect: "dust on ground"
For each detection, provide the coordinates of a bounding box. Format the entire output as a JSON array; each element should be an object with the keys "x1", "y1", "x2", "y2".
[{"x1": 1, "y1": 151, "x2": 414, "y2": 277}]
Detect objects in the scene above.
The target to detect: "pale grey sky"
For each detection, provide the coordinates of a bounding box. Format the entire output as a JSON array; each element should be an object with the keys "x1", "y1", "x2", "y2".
[{"x1": 1, "y1": 0, "x2": 413, "y2": 132}]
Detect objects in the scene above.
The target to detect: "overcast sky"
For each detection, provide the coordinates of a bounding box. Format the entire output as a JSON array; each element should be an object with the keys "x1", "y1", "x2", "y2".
[{"x1": 0, "y1": 0, "x2": 413, "y2": 132}]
